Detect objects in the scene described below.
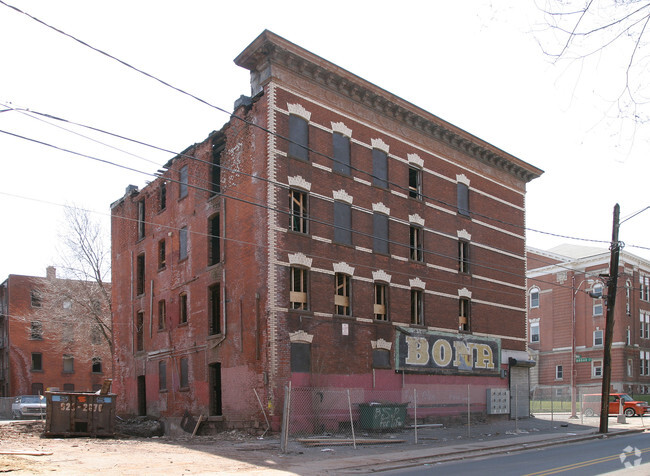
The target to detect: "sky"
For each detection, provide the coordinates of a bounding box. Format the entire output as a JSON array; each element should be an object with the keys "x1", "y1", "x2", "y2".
[{"x1": 1, "y1": 0, "x2": 649, "y2": 280}]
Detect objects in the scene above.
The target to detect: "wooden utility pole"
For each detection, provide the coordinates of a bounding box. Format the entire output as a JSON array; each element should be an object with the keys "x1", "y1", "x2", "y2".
[{"x1": 599, "y1": 204, "x2": 621, "y2": 434}]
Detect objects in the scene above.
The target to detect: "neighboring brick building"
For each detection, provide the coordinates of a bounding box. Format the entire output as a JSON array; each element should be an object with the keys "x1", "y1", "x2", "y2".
[
  {"x1": 0, "y1": 267, "x2": 112, "y2": 397},
  {"x1": 527, "y1": 244, "x2": 650, "y2": 398},
  {"x1": 111, "y1": 30, "x2": 543, "y2": 428}
]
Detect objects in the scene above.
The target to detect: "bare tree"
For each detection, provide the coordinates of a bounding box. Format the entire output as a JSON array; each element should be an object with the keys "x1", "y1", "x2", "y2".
[
  {"x1": 41, "y1": 206, "x2": 113, "y2": 377},
  {"x1": 537, "y1": 0, "x2": 650, "y2": 124}
]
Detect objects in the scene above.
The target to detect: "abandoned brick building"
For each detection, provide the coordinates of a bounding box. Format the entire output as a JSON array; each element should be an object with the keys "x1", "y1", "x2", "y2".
[
  {"x1": 0, "y1": 267, "x2": 112, "y2": 397},
  {"x1": 110, "y1": 30, "x2": 543, "y2": 429}
]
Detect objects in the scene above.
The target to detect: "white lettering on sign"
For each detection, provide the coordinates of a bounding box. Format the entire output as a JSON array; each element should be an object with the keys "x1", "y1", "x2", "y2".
[{"x1": 405, "y1": 336, "x2": 429, "y2": 365}]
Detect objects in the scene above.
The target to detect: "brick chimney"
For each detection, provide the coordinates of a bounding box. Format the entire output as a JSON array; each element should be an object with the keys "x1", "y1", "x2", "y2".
[{"x1": 46, "y1": 266, "x2": 56, "y2": 280}]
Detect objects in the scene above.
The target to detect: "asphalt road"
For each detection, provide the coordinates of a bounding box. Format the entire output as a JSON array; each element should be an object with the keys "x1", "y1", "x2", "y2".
[{"x1": 384, "y1": 432, "x2": 650, "y2": 476}]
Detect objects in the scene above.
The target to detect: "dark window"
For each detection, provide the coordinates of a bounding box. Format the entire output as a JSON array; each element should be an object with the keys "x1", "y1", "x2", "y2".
[
  {"x1": 179, "y1": 165, "x2": 188, "y2": 198},
  {"x1": 158, "y1": 239, "x2": 166, "y2": 269},
  {"x1": 411, "y1": 289, "x2": 423, "y2": 326},
  {"x1": 208, "y1": 214, "x2": 220, "y2": 265},
  {"x1": 209, "y1": 284, "x2": 221, "y2": 335},
  {"x1": 372, "y1": 149, "x2": 388, "y2": 188},
  {"x1": 335, "y1": 273, "x2": 351, "y2": 316},
  {"x1": 180, "y1": 357, "x2": 189, "y2": 388},
  {"x1": 459, "y1": 298, "x2": 471, "y2": 332},
  {"x1": 179, "y1": 293, "x2": 188, "y2": 324},
  {"x1": 410, "y1": 226, "x2": 423, "y2": 261},
  {"x1": 179, "y1": 227, "x2": 188, "y2": 261},
  {"x1": 457, "y1": 183, "x2": 469, "y2": 216},
  {"x1": 374, "y1": 283, "x2": 388, "y2": 321},
  {"x1": 92, "y1": 357, "x2": 102, "y2": 373},
  {"x1": 334, "y1": 201, "x2": 352, "y2": 245},
  {"x1": 159, "y1": 181, "x2": 167, "y2": 211},
  {"x1": 136, "y1": 254, "x2": 145, "y2": 295},
  {"x1": 137, "y1": 200, "x2": 145, "y2": 239},
  {"x1": 63, "y1": 355, "x2": 74, "y2": 373},
  {"x1": 290, "y1": 342, "x2": 311, "y2": 372},
  {"x1": 63, "y1": 383, "x2": 75, "y2": 391},
  {"x1": 30, "y1": 321, "x2": 43, "y2": 340},
  {"x1": 372, "y1": 349, "x2": 391, "y2": 369},
  {"x1": 31, "y1": 353, "x2": 43, "y2": 371},
  {"x1": 136, "y1": 311, "x2": 144, "y2": 351},
  {"x1": 290, "y1": 190, "x2": 308, "y2": 233},
  {"x1": 332, "y1": 132, "x2": 350, "y2": 175},
  {"x1": 31, "y1": 383, "x2": 44, "y2": 395},
  {"x1": 373, "y1": 213, "x2": 389, "y2": 254},
  {"x1": 158, "y1": 299, "x2": 166, "y2": 330},
  {"x1": 211, "y1": 139, "x2": 224, "y2": 196},
  {"x1": 30, "y1": 289, "x2": 42, "y2": 308},
  {"x1": 459, "y1": 241, "x2": 470, "y2": 274},
  {"x1": 409, "y1": 166, "x2": 421, "y2": 199},
  {"x1": 290, "y1": 267, "x2": 308, "y2": 310},
  {"x1": 288, "y1": 115, "x2": 309, "y2": 160},
  {"x1": 159, "y1": 361, "x2": 167, "y2": 391}
]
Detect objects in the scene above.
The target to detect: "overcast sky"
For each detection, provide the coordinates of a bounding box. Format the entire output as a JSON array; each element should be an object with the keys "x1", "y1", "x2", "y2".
[{"x1": 1, "y1": 0, "x2": 649, "y2": 280}]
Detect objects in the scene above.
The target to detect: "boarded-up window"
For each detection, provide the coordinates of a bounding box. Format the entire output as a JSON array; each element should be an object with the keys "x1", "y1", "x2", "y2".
[
  {"x1": 335, "y1": 273, "x2": 351, "y2": 316},
  {"x1": 332, "y1": 132, "x2": 350, "y2": 175},
  {"x1": 372, "y1": 349, "x2": 391, "y2": 369},
  {"x1": 179, "y1": 165, "x2": 188, "y2": 198},
  {"x1": 410, "y1": 226, "x2": 423, "y2": 261},
  {"x1": 457, "y1": 182, "x2": 469, "y2": 216},
  {"x1": 290, "y1": 267, "x2": 308, "y2": 310},
  {"x1": 411, "y1": 289, "x2": 423, "y2": 326},
  {"x1": 179, "y1": 226, "x2": 188, "y2": 260},
  {"x1": 459, "y1": 240, "x2": 470, "y2": 274},
  {"x1": 374, "y1": 283, "x2": 388, "y2": 321},
  {"x1": 63, "y1": 355, "x2": 74, "y2": 373},
  {"x1": 211, "y1": 138, "x2": 224, "y2": 196},
  {"x1": 180, "y1": 357, "x2": 189, "y2": 388},
  {"x1": 290, "y1": 190, "x2": 308, "y2": 233},
  {"x1": 291, "y1": 343, "x2": 311, "y2": 372},
  {"x1": 209, "y1": 284, "x2": 221, "y2": 335},
  {"x1": 288, "y1": 115, "x2": 309, "y2": 160},
  {"x1": 459, "y1": 298, "x2": 471, "y2": 332},
  {"x1": 334, "y1": 201, "x2": 352, "y2": 245},
  {"x1": 372, "y1": 149, "x2": 388, "y2": 188},
  {"x1": 373, "y1": 213, "x2": 389, "y2": 254}
]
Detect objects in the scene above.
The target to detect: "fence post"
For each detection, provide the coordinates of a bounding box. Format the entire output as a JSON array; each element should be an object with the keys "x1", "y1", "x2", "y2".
[
  {"x1": 280, "y1": 383, "x2": 291, "y2": 453},
  {"x1": 515, "y1": 383, "x2": 519, "y2": 432},
  {"x1": 467, "y1": 384, "x2": 471, "y2": 438},
  {"x1": 347, "y1": 389, "x2": 356, "y2": 449},
  {"x1": 253, "y1": 388, "x2": 271, "y2": 438},
  {"x1": 414, "y1": 388, "x2": 418, "y2": 444}
]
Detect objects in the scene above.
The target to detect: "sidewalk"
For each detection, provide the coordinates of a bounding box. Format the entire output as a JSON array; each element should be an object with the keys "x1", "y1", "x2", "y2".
[{"x1": 254, "y1": 413, "x2": 648, "y2": 475}]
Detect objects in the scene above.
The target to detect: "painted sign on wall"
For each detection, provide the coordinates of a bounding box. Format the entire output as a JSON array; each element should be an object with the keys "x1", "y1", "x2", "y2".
[{"x1": 395, "y1": 328, "x2": 500, "y2": 375}]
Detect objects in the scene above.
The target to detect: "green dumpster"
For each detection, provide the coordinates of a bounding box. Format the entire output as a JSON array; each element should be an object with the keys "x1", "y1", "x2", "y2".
[{"x1": 359, "y1": 402, "x2": 408, "y2": 430}]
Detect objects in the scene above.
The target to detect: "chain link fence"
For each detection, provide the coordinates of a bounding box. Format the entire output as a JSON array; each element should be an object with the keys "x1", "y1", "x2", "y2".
[{"x1": 530, "y1": 385, "x2": 603, "y2": 420}]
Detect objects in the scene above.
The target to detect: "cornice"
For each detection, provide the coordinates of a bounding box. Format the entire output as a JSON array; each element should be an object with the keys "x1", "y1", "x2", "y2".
[{"x1": 235, "y1": 31, "x2": 543, "y2": 184}]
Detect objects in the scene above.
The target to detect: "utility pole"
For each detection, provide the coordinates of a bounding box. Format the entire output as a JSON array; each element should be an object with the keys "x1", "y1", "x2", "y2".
[{"x1": 599, "y1": 204, "x2": 621, "y2": 434}]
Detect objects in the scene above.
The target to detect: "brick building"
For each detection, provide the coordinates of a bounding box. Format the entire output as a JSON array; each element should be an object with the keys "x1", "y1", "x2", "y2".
[
  {"x1": 111, "y1": 30, "x2": 543, "y2": 428},
  {"x1": 0, "y1": 267, "x2": 112, "y2": 397},
  {"x1": 527, "y1": 245, "x2": 650, "y2": 398}
]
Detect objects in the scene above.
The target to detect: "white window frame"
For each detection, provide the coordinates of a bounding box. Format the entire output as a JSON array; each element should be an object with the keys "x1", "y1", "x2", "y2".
[
  {"x1": 592, "y1": 360, "x2": 603, "y2": 378},
  {"x1": 556, "y1": 365, "x2": 563, "y2": 380},
  {"x1": 529, "y1": 287, "x2": 540, "y2": 309},
  {"x1": 593, "y1": 329, "x2": 603, "y2": 347},
  {"x1": 530, "y1": 322, "x2": 540, "y2": 343}
]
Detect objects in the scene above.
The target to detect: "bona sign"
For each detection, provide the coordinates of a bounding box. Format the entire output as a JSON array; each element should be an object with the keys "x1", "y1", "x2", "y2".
[{"x1": 396, "y1": 329, "x2": 500, "y2": 375}]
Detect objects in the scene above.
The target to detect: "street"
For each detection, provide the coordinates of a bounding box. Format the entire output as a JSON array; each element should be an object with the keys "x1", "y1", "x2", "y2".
[{"x1": 384, "y1": 432, "x2": 650, "y2": 476}]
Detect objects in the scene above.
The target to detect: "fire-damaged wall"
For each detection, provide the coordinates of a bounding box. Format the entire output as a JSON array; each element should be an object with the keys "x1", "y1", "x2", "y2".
[{"x1": 110, "y1": 30, "x2": 542, "y2": 429}]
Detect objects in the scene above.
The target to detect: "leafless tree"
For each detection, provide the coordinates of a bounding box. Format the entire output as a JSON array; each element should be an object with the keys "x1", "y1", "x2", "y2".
[
  {"x1": 537, "y1": 1, "x2": 650, "y2": 124},
  {"x1": 40, "y1": 206, "x2": 113, "y2": 376}
]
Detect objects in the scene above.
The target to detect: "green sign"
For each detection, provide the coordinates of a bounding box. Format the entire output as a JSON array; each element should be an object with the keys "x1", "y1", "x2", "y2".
[{"x1": 575, "y1": 357, "x2": 592, "y2": 363}]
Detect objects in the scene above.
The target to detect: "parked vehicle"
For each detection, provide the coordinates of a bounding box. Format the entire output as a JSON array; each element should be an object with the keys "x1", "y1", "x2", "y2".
[
  {"x1": 11, "y1": 395, "x2": 46, "y2": 419},
  {"x1": 582, "y1": 393, "x2": 649, "y2": 417}
]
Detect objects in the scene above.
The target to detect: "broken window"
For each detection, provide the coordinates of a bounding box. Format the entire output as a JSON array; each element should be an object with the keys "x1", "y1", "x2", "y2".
[
  {"x1": 332, "y1": 132, "x2": 351, "y2": 175},
  {"x1": 288, "y1": 114, "x2": 309, "y2": 160},
  {"x1": 374, "y1": 283, "x2": 388, "y2": 321},
  {"x1": 179, "y1": 293, "x2": 188, "y2": 324},
  {"x1": 372, "y1": 148, "x2": 388, "y2": 188},
  {"x1": 290, "y1": 267, "x2": 308, "y2": 310},
  {"x1": 136, "y1": 311, "x2": 144, "y2": 351},
  {"x1": 459, "y1": 240, "x2": 470, "y2": 274},
  {"x1": 373, "y1": 212, "x2": 389, "y2": 254},
  {"x1": 137, "y1": 200, "x2": 145, "y2": 239},
  {"x1": 459, "y1": 298, "x2": 471, "y2": 332},
  {"x1": 409, "y1": 166, "x2": 422, "y2": 199},
  {"x1": 211, "y1": 138, "x2": 224, "y2": 196},
  {"x1": 290, "y1": 190, "x2": 308, "y2": 234},
  {"x1": 30, "y1": 321, "x2": 43, "y2": 340},
  {"x1": 208, "y1": 284, "x2": 221, "y2": 335},
  {"x1": 457, "y1": 182, "x2": 469, "y2": 216},
  {"x1": 136, "y1": 253, "x2": 145, "y2": 296},
  {"x1": 334, "y1": 201, "x2": 352, "y2": 245},
  {"x1": 31, "y1": 353, "x2": 43, "y2": 371},
  {"x1": 180, "y1": 357, "x2": 189, "y2": 388},
  {"x1": 63, "y1": 355, "x2": 74, "y2": 373},
  {"x1": 410, "y1": 226, "x2": 423, "y2": 262},
  {"x1": 411, "y1": 289, "x2": 423, "y2": 326},
  {"x1": 158, "y1": 239, "x2": 166, "y2": 269},
  {"x1": 92, "y1": 357, "x2": 102, "y2": 373},
  {"x1": 30, "y1": 289, "x2": 42, "y2": 308},
  {"x1": 335, "y1": 273, "x2": 351, "y2": 316},
  {"x1": 179, "y1": 226, "x2": 188, "y2": 261},
  {"x1": 208, "y1": 214, "x2": 220, "y2": 265},
  {"x1": 158, "y1": 299, "x2": 166, "y2": 330},
  {"x1": 159, "y1": 181, "x2": 167, "y2": 211},
  {"x1": 159, "y1": 360, "x2": 167, "y2": 391},
  {"x1": 179, "y1": 165, "x2": 188, "y2": 198}
]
